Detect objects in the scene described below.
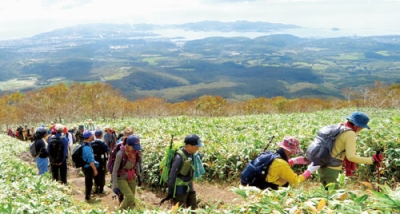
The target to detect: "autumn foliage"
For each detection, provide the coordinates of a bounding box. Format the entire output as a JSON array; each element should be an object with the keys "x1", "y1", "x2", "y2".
[{"x1": 1, "y1": 81, "x2": 399, "y2": 126}]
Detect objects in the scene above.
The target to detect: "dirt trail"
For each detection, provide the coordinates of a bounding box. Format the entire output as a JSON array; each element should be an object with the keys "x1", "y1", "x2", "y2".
[{"x1": 21, "y1": 151, "x2": 243, "y2": 213}]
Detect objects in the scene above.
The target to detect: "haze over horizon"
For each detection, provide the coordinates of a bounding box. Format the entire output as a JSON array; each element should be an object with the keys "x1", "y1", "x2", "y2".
[{"x1": 1, "y1": 0, "x2": 399, "y2": 40}]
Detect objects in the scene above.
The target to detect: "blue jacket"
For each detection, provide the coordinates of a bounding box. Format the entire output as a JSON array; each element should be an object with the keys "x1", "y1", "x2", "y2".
[
  {"x1": 47, "y1": 133, "x2": 69, "y2": 163},
  {"x1": 82, "y1": 142, "x2": 99, "y2": 168}
]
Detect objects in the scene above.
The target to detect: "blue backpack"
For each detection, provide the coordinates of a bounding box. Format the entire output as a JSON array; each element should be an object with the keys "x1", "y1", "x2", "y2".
[{"x1": 240, "y1": 150, "x2": 281, "y2": 190}]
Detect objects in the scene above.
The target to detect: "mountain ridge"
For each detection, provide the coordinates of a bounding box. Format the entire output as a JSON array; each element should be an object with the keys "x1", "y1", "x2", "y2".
[{"x1": 0, "y1": 22, "x2": 399, "y2": 102}]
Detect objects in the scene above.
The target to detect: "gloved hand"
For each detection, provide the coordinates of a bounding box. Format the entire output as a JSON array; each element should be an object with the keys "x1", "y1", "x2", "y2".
[
  {"x1": 307, "y1": 162, "x2": 320, "y2": 174},
  {"x1": 302, "y1": 162, "x2": 320, "y2": 179},
  {"x1": 288, "y1": 156, "x2": 308, "y2": 166},
  {"x1": 113, "y1": 188, "x2": 122, "y2": 196},
  {"x1": 137, "y1": 176, "x2": 142, "y2": 187},
  {"x1": 159, "y1": 194, "x2": 174, "y2": 206},
  {"x1": 372, "y1": 153, "x2": 383, "y2": 165}
]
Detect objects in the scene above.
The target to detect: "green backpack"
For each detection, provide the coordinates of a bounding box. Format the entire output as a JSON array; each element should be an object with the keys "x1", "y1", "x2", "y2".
[{"x1": 159, "y1": 140, "x2": 185, "y2": 185}]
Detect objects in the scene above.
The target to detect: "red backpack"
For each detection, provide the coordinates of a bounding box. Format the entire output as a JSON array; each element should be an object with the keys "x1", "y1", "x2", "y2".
[{"x1": 107, "y1": 142, "x2": 128, "y2": 173}]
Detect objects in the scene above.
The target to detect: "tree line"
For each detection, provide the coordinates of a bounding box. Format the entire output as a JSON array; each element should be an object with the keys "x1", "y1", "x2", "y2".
[{"x1": 0, "y1": 81, "x2": 399, "y2": 127}]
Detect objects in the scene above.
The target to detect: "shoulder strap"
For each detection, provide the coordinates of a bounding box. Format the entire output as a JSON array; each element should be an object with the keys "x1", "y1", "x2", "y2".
[{"x1": 176, "y1": 149, "x2": 187, "y2": 161}]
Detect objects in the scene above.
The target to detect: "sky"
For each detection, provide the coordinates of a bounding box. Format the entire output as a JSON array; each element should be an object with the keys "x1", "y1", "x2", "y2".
[{"x1": 0, "y1": 0, "x2": 399, "y2": 40}]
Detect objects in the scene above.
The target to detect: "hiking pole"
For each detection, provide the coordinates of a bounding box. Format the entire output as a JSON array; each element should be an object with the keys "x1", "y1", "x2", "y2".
[
  {"x1": 376, "y1": 149, "x2": 383, "y2": 192},
  {"x1": 263, "y1": 136, "x2": 275, "y2": 152},
  {"x1": 170, "y1": 134, "x2": 174, "y2": 149}
]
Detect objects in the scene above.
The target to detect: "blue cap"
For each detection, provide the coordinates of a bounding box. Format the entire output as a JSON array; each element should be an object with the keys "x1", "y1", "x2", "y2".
[
  {"x1": 184, "y1": 134, "x2": 203, "y2": 147},
  {"x1": 127, "y1": 135, "x2": 142, "y2": 151},
  {"x1": 83, "y1": 131, "x2": 93, "y2": 139},
  {"x1": 95, "y1": 130, "x2": 103, "y2": 136},
  {"x1": 346, "y1": 111, "x2": 370, "y2": 129}
]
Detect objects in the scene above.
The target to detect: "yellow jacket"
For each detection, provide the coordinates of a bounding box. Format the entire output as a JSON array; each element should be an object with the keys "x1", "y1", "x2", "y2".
[
  {"x1": 329, "y1": 131, "x2": 373, "y2": 170},
  {"x1": 266, "y1": 158, "x2": 306, "y2": 187}
]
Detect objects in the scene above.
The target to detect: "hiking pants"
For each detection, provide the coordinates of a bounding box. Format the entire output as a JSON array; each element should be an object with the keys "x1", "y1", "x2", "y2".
[
  {"x1": 174, "y1": 191, "x2": 197, "y2": 210},
  {"x1": 94, "y1": 167, "x2": 106, "y2": 193},
  {"x1": 35, "y1": 157, "x2": 48, "y2": 175},
  {"x1": 83, "y1": 167, "x2": 95, "y2": 200},
  {"x1": 318, "y1": 167, "x2": 340, "y2": 189},
  {"x1": 117, "y1": 177, "x2": 137, "y2": 210},
  {"x1": 51, "y1": 161, "x2": 67, "y2": 184}
]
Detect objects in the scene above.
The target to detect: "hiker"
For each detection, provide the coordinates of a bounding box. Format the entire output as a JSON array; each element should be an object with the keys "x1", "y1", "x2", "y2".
[
  {"x1": 164, "y1": 134, "x2": 204, "y2": 210},
  {"x1": 243, "y1": 136, "x2": 320, "y2": 190},
  {"x1": 85, "y1": 119, "x2": 96, "y2": 131},
  {"x1": 28, "y1": 126, "x2": 35, "y2": 141},
  {"x1": 33, "y1": 128, "x2": 49, "y2": 175},
  {"x1": 23, "y1": 125, "x2": 30, "y2": 141},
  {"x1": 75, "y1": 125, "x2": 85, "y2": 144},
  {"x1": 104, "y1": 126, "x2": 117, "y2": 151},
  {"x1": 108, "y1": 127, "x2": 134, "y2": 204},
  {"x1": 92, "y1": 130, "x2": 109, "y2": 194},
  {"x1": 112, "y1": 134, "x2": 142, "y2": 210},
  {"x1": 7, "y1": 128, "x2": 15, "y2": 138},
  {"x1": 17, "y1": 126, "x2": 24, "y2": 141},
  {"x1": 63, "y1": 126, "x2": 74, "y2": 166},
  {"x1": 47, "y1": 124, "x2": 69, "y2": 185},
  {"x1": 81, "y1": 131, "x2": 99, "y2": 202},
  {"x1": 315, "y1": 111, "x2": 383, "y2": 187}
]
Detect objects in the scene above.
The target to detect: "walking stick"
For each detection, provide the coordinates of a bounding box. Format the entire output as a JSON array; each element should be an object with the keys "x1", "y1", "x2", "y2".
[
  {"x1": 263, "y1": 136, "x2": 275, "y2": 152},
  {"x1": 376, "y1": 149, "x2": 383, "y2": 192}
]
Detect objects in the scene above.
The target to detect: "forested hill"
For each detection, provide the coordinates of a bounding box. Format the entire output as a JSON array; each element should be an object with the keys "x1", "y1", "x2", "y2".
[{"x1": 0, "y1": 22, "x2": 400, "y2": 102}]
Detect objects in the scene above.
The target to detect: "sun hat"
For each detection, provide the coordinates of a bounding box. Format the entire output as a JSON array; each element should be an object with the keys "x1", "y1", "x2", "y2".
[
  {"x1": 184, "y1": 134, "x2": 203, "y2": 147},
  {"x1": 346, "y1": 111, "x2": 370, "y2": 129},
  {"x1": 83, "y1": 130, "x2": 93, "y2": 139},
  {"x1": 123, "y1": 127, "x2": 134, "y2": 136},
  {"x1": 126, "y1": 135, "x2": 142, "y2": 151},
  {"x1": 55, "y1": 124, "x2": 64, "y2": 132},
  {"x1": 277, "y1": 136, "x2": 303, "y2": 154}
]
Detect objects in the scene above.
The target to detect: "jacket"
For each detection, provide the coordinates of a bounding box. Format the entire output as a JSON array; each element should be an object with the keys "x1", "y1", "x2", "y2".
[{"x1": 329, "y1": 131, "x2": 373, "y2": 170}]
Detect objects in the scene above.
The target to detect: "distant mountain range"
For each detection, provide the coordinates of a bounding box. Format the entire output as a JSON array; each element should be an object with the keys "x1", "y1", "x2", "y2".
[{"x1": 0, "y1": 21, "x2": 399, "y2": 102}]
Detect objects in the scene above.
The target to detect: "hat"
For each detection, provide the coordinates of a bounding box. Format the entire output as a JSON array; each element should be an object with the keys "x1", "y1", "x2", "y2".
[
  {"x1": 88, "y1": 119, "x2": 93, "y2": 123},
  {"x1": 184, "y1": 134, "x2": 203, "y2": 147},
  {"x1": 95, "y1": 130, "x2": 103, "y2": 136},
  {"x1": 123, "y1": 127, "x2": 134, "y2": 136},
  {"x1": 277, "y1": 136, "x2": 303, "y2": 154},
  {"x1": 346, "y1": 111, "x2": 370, "y2": 129},
  {"x1": 78, "y1": 125, "x2": 84, "y2": 131},
  {"x1": 55, "y1": 124, "x2": 64, "y2": 132},
  {"x1": 35, "y1": 128, "x2": 47, "y2": 138},
  {"x1": 126, "y1": 135, "x2": 142, "y2": 151},
  {"x1": 83, "y1": 131, "x2": 93, "y2": 139}
]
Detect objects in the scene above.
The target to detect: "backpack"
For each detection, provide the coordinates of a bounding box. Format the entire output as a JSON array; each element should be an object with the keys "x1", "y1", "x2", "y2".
[
  {"x1": 159, "y1": 141, "x2": 185, "y2": 185},
  {"x1": 305, "y1": 123, "x2": 352, "y2": 168},
  {"x1": 29, "y1": 141, "x2": 38, "y2": 158},
  {"x1": 107, "y1": 142, "x2": 128, "y2": 173},
  {"x1": 92, "y1": 140, "x2": 108, "y2": 167},
  {"x1": 49, "y1": 136, "x2": 65, "y2": 164},
  {"x1": 240, "y1": 150, "x2": 281, "y2": 190},
  {"x1": 72, "y1": 143, "x2": 89, "y2": 168}
]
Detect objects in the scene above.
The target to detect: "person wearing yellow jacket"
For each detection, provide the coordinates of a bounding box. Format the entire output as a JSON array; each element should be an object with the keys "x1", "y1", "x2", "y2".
[
  {"x1": 316, "y1": 111, "x2": 383, "y2": 187},
  {"x1": 264, "y1": 137, "x2": 320, "y2": 189}
]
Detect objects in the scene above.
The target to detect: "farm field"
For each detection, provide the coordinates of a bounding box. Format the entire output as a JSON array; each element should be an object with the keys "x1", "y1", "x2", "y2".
[{"x1": 1, "y1": 108, "x2": 399, "y2": 213}]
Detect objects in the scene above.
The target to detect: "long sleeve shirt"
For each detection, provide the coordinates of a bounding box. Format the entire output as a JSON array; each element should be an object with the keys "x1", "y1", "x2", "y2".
[
  {"x1": 82, "y1": 143, "x2": 99, "y2": 168},
  {"x1": 36, "y1": 138, "x2": 48, "y2": 158},
  {"x1": 329, "y1": 131, "x2": 373, "y2": 170},
  {"x1": 112, "y1": 149, "x2": 141, "y2": 189},
  {"x1": 266, "y1": 158, "x2": 306, "y2": 187},
  {"x1": 167, "y1": 149, "x2": 194, "y2": 195}
]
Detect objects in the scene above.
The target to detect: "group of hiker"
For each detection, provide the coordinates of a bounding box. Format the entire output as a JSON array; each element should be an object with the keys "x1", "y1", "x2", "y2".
[
  {"x1": 26, "y1": 118, "x2": 204, "y2": 211},
  {"x1": 241, "y1": 111, "x2": 384, "y2": 191},
  {"x1": 19, "y1": 110, "x2": 385, "y2": 211},
  {"x1": 7, "y1": 125, "x2": 35, "y2": 141}
]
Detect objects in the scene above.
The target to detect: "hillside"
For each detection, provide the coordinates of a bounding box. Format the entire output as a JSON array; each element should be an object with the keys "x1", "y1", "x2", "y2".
[{"x1": 0, "y1": 22, "x2": 400, "y2": 102}]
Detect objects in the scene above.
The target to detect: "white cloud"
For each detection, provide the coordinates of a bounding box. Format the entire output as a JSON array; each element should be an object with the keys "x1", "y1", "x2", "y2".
[{"x1": 0, "y1": 0, "x2": 399, "y2": 39}]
